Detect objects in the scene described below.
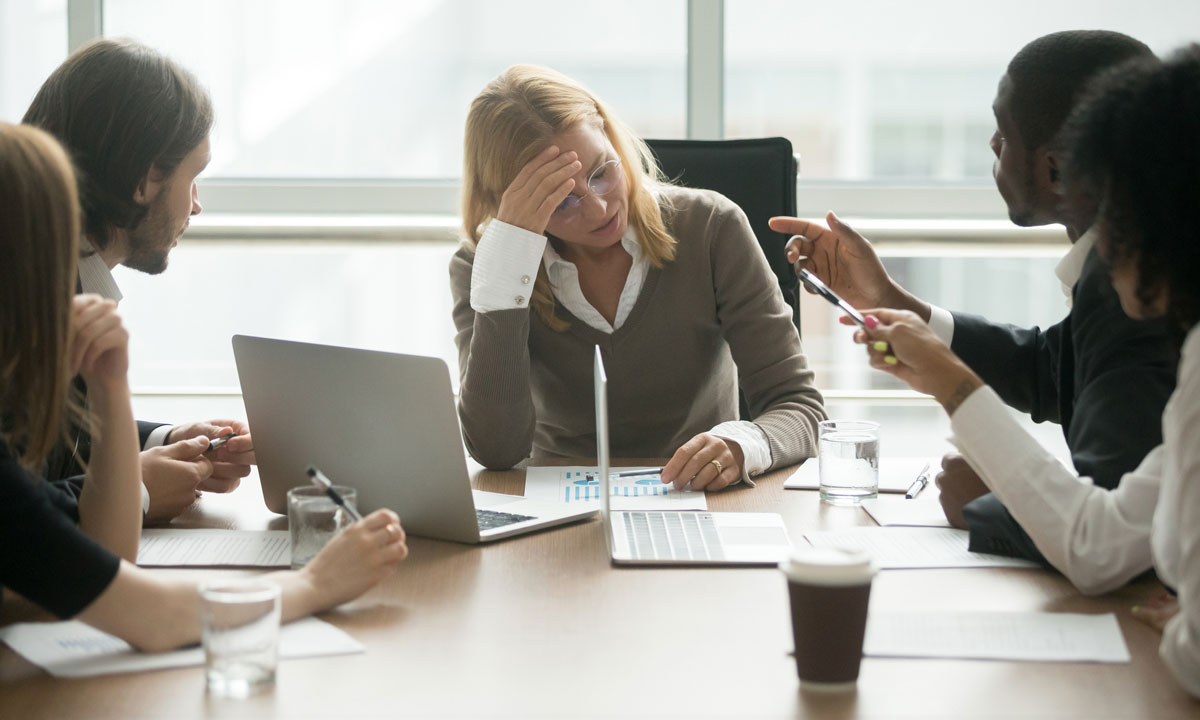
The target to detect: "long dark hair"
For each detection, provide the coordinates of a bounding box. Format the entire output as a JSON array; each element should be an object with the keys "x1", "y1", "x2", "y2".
[
  {"x1": 1059, "y1": 45, "x2": 1200, "y2": 339},
  {"x1": 22, "y1": 38, "x2": 213, "y2": 249}
]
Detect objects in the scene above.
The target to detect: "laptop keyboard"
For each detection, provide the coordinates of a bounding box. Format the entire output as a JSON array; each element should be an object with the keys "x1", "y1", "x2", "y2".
[
  {"x1": 476, "y1": 508, "x2": 537, "y2": 531},
  {"x1": 622, "y1": 511, "x2": 725, "y2": 561}
]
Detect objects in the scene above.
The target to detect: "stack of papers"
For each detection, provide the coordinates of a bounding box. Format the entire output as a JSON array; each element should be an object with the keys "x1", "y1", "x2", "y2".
[
  {"x1": 864, "y1": 611, "x2": 1130, "y2": 663},
  {"x1": 861, "y1": 495, "x2": 952, "y2": 528},
  {"x1": 784, "y1": 457, "x2": 938, "y2": 494},
  {"x1": 0, "y1": 617, "x2": 363, "y2": 678},
  {"x1": 137, "y1": 529, "x2": 291, "y2": 567}
]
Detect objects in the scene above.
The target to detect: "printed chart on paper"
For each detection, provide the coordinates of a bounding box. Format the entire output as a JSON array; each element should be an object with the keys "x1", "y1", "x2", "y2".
[{"x1": 523, "y1": 466, "x2": 707, "y2": 510}]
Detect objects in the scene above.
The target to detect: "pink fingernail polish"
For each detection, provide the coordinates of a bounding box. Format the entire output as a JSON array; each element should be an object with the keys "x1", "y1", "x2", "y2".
[{"x1": 865, "y1": 315, "x2": 878, "y2": 329}]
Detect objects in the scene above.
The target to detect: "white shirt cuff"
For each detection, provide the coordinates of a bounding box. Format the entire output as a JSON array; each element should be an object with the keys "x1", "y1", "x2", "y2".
[
  {"x1": 143, "y1": 424, "x2": 172, "y2": 449},
  {"x1": 709, "y1": 420, "x2": 771, "y2": 488},
  {"x1": 470, "y1": 219, "x2": 547, "y2": 313},
  {"x1": 141, "y1": 482, "x2": 150, "y2": 516},
  {"x1": 927, "y1": 304, "x2": 955, "y2": 346}
]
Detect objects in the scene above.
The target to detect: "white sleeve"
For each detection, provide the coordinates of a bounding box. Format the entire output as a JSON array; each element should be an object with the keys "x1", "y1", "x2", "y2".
[
  {"x1": 950, "y1": 385, "x2": 1158, "y2": 595},
  {"x1": 926, "y1": 304, "x2": 955, "y2": 346},
  {"x1": 1161, "y1": 460, "x2": 1200, "y2": 698},
  {"x1": 143, "y1": 424, "x2": 172, "y2": 449},
  {"x1": 1157, "y1": 344, "x2": 1200, "y2": 698},
  {"x1": 709, "y1": 420, "x2": 770, "y2": 488},
  {"x1": 469, "y1": 219, "x2": 547, "y2": 313}
]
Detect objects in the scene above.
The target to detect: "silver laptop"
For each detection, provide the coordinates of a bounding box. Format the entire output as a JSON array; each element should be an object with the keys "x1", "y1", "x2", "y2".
[
  {"x1": 233, "y1": 335, "x2": 596, "y2": 543},
  {"x1": 594, "y1": 346, "x2": 793, "y2": 565}
]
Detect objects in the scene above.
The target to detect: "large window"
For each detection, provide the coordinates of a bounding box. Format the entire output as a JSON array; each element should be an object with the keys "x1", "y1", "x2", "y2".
[
  {"x1": 726, "y1": 0, "x2": 1200, "y2": 181},
  {"x1": 104, "y1": 0, "x2": 687, "y2": 178},
  {"x1": 0, "y1": 0, "x2": 66, "y2": 122},
  {"x1": 10, "y1": 1, "x2": 1199, "y2": 415}
]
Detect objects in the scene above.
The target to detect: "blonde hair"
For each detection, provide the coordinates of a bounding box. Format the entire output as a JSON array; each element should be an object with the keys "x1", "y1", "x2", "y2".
[
  {"x1": 462, "y1": 64, "x2": 676, "y2": 330},
  {"x1": 0, "y1": 123, "x2": 81, "y2": 469}
]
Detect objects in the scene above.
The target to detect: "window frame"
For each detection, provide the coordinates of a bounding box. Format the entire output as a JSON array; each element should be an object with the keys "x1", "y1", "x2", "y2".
[{"x1": 69, "y1": 0, "x2": 1012, "y2": 222}]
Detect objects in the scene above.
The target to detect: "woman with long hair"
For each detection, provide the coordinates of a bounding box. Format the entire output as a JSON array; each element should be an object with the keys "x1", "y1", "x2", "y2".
[
  {"x1": 850, "y1": 48, "x2": 1200, "y2": 697},
  {"x1": 0, "y1": 122, "x2": 408, "y2": 651},
  {"x1": 452, "y1": 65, "x2": 825, "y2": 491}
]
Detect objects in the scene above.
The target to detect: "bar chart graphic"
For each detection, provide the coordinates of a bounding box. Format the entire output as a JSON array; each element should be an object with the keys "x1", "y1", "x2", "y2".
[{"x1": 522, "y1": 467, "x2": 708, "y2": 511}]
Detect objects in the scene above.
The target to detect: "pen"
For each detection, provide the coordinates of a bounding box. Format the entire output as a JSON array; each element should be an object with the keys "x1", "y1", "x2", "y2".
[
  {"x1": 206, "y1": 433, "x2": 237, "y2": 452},
  {"x1": 905, "y1": 462, "x2": 932, "y2": 499},
  {"x1": 305, "y1": 464, "x2": 364, "y2": 522},
  {"x1": 584, "y1": 467, "x2": 664, "y2": 482}
]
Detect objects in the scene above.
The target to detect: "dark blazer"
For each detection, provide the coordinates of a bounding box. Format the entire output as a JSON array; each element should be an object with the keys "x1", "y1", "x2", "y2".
[
  {"x1": 43, "y1": 375, "x2": 166, "y2": 520},
  {"x1": 949, "y1": 246, "x2": 1177, "y2": 561}
]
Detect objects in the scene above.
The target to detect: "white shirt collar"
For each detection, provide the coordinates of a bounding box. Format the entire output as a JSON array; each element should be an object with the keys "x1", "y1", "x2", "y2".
[
  {"x1": 1054, "y1": 229, "x2": 1096, "y2": 305},
  {"x1": 77, "y1": 242, "x2": 123, "y2": 302},
  {"x1": 541, "y1": 229, "x2": 647, "y2": 333},
  {"x1": 541, "y1": 230, "x2": 642, "y2": 273}
]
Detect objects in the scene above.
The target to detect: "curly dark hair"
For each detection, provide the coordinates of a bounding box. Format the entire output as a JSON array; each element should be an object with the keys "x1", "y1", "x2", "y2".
[{"x1": 1059, "y1": 44, "x2": 1200, "y2": 338}]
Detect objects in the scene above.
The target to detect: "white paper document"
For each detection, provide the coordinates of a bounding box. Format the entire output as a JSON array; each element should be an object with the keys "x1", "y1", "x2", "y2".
[
  {"x1": 523, "y1": 466, "x2": 707, "y2": 511},
  {"x1": 0, "y1": 617, "x2": 364, "y2": 678},
  {"x1": 862, "y1": 495, "x2": 952, "y2": 528},
  {"x1": 803, "y1": 527, "x2": 1040, "y2": 569},
  {"x1": 864, "y1": 611, "x2": 1130, "y2": 663},
  {"x1": 785, "y1": 456, "x2": 937, "y2": 493},
  {"x1": 137, "y1": 529, "x2": 290, "y2": 567}
]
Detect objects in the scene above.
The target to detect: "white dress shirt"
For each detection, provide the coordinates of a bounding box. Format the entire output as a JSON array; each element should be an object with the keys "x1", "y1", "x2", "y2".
[
  {"x1": 926, "y1": 229, "x2": 1095, "y2": 346},
  {"x1": 469, "y1": 218, "x2": 772, "y2": 484},
  {"x1": 77, "y1": 248, "x2": 163, "y2": 513},
  {"x1": 949, "y1": 324, "x2": 1200, "y2": 697}
]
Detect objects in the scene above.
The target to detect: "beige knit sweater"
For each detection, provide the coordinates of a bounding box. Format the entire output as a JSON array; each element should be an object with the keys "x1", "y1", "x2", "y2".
[{"x1": 449, "y1": 185, "x2": 826, "y2": 470}]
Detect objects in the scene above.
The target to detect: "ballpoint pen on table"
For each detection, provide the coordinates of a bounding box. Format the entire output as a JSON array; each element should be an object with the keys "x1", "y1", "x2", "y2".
[
  {"x1": 585, "y1": 467, "x2": 664, "y2": 482},
  {"x1": 905, "y1": 462, "x2": 932, "y2": 499},
  {"x1": 305, "y1": 464, "x2": 364, "y2": 521}
]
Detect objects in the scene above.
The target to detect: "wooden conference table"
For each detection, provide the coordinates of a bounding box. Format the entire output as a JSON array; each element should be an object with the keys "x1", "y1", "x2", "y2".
[{"x1": 1, "y1": 460, "x2": 1196, "y2": 719}]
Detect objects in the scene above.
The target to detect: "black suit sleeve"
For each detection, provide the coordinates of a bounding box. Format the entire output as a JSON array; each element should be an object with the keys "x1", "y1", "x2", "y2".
[
  {"x1": 137, "y1": 420, "x2": 168, "y2": 448},
  {"x1": 950, "y1": 312, "x2": 1064, "y2": 424},
  {"x1": 1, "y1": 441, "x2": 120, "y2": 619},
  {"x1": 952, "y1": 249, "x2": 1177, "y2": 562}
]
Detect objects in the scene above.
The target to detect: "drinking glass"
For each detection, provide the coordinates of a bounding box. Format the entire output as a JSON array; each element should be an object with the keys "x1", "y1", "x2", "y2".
[{"x1": 818, "y1": 420, "x2": 880, "y2": 505}]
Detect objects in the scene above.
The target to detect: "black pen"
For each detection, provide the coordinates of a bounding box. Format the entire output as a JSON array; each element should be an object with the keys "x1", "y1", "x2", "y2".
[
  {"x1": 797, "y1": 268, "x2": 868, "y2": 328},
  {"x1": 905, "y1": 462, "x2": 932, "y2": 499},
  {"x1": 306, "y1": 464, "x2": 363, "y2": 521},
  {"x1": 206, "y1": 433, "x2": 237, "y2": 452},
  {"x1": 584, "y1": 467, "x2": 663, "y2": 482}
]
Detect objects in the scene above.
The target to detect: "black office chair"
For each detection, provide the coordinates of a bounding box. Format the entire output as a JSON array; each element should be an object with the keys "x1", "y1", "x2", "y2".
[
  {"x1": 643, "y1": 137, "x2": 801, "y2": 332},
  {"x1": 643, "y1": 137, "x2": 800, "y2": 421}
]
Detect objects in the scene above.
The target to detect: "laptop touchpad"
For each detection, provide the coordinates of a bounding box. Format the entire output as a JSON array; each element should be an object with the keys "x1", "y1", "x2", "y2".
[{"x1": 719, "y1": 526, "x2": 790, "y2": 546}]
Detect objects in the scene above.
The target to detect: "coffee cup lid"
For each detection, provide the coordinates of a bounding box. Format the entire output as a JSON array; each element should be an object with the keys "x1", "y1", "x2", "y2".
[{"x1": 780, "y1": 547, "x2": 876, "y2": 585}]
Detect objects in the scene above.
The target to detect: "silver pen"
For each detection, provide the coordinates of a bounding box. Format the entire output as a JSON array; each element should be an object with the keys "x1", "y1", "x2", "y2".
[{"x1": 905, "y1": 462, "x2": 932, "y2": 499}]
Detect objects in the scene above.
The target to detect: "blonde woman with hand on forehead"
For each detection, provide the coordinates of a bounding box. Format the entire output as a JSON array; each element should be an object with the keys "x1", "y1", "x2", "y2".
[{"x1": 451, "y1": 65, "x2": 826, "y2": 491}]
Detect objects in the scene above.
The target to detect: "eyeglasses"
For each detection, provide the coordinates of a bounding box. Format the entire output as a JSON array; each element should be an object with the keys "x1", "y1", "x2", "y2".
[{"x1": 553, "y1": 159, "x2": 623, "y2": 222}]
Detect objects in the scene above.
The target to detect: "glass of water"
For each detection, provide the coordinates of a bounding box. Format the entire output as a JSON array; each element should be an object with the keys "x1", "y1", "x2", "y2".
[
  {"x1": 200, "y1": 582, "x2": 281, "y2": 697},
  {"x1": 287, "y1": 485, "x2": 357, "y2": 569},
  {"x1": 818, "y1": 420, "x2": 880, "y2": 505}
]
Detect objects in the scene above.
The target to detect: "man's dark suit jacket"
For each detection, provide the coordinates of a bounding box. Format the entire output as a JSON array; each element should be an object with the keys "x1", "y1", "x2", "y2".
[
  {"x1": 44, "y1": 378, "x2": 166, "y2": 520},
  {"x1": 949, "y1": 246, "x2": 1178, "y2": 562}
]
